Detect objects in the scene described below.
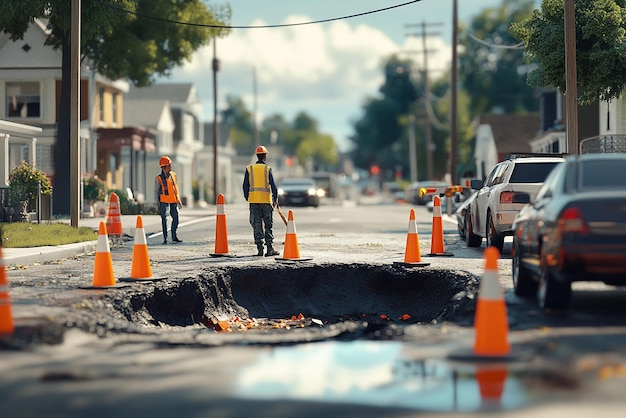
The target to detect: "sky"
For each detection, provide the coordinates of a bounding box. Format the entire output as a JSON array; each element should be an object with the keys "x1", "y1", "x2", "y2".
[{"x1": 159, "y1": 0, "x2": 540, "y2": 152}]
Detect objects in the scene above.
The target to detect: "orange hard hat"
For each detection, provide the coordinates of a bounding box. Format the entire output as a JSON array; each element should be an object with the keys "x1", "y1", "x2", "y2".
[
  {"x1": 159, "y1": 156, "x2": 172, "y2": 167},
  {"x1": 255, "y1": 146, "x2": 268, "y2": 154}
]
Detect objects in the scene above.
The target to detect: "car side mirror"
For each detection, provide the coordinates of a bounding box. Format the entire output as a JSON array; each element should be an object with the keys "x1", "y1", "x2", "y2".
[
  {"x1": 512, "y1": 193, "x2": 531, "y2": 204},
  {"x1": 470, "y1": 179, "x2": 483, "y2": 190}
]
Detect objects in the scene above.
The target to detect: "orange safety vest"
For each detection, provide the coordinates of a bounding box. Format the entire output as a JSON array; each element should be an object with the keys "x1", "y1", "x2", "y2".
[
  {"x1": 247, "y1": 164, "x2": 272, "y2": 204},
  {"x1": 157, "y1": 171, "x2": 179, "y2": 204}
]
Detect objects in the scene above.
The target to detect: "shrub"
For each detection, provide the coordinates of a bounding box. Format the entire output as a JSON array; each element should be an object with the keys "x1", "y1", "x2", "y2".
[
  {"x1": 83, "y1": 175, "x2": 106, "y2": 204},
  {"x1": 108, "y1": 189, "x2": 138, "y2": 215},
  {"x1": 9, "y1": 161, "x2": 52, "y2": 211}
]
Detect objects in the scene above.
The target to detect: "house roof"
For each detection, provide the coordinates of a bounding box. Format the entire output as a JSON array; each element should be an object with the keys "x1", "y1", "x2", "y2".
[
  {"x1": 478, "y1": 114, "x2": 540, "y2": 154},
  {"x1": 127, "y1": 83, "x2": 195, "y2": 104},
  {"x1": 124, "y1": 99, "x2": 170, "y2": 127}
]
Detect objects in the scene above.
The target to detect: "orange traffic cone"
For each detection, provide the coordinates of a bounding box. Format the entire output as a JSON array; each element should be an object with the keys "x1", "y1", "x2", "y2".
[
  {"x1": 106, "y1": 192, "x2": 123, "y2": 237},
  {"x1": 393, "y1": 209, "x2": 429, "y2": 268},
  {"x1": 91, "y1": 222, "x2": 116, "y2": 287},
  {"x1": 427, "y1": 195, "x2": 453, "y2": 256},
  {"x1": 0, "y1": 246, "x2": 15, "y2": 334},
  {"x1": 276, "y1": 210, "x2": 312, "y2": 262},
  {"x1": 476, "y1": 365, "x2": 508, "y2": 410},
  {"x1": 473, "y1": 247, "x2": 510, "y2": 357},
  {"x1": 130, "y1": 215, "x2": 153, "y2": 279},
  {"x1": 210, "y1": 194, "x2": 232, "y2": 257}
]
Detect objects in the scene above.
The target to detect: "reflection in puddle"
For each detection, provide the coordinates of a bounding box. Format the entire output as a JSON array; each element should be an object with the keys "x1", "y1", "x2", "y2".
[{"x1": 235, "y1": 340, "x2": 528, "y2": 412}]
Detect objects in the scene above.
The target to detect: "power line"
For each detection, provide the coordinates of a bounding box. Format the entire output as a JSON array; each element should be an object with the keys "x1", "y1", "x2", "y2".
[
  {"x1": 105, "y1": 0, "x2": 423, "y2": 29},
  {"x1": 464, "y1": 30, "x2": 524, "y2": 49}
]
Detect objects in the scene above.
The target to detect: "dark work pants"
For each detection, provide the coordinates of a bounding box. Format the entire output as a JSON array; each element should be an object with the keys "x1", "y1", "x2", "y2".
[
  {"x1": 159, "y1": 202, "x2": 179, "y2": 240},
  {"x1": 249, "y1": 203, "x2": 274, "y2": 250}
]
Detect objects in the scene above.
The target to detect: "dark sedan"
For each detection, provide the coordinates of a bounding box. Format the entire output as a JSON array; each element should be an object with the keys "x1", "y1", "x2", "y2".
[
  {"x1": 277, "y1": 178, "x2": 324, "y2": 207},
  {"x1": 511, "y1": 153, "x2": 626, "y2": 310}
]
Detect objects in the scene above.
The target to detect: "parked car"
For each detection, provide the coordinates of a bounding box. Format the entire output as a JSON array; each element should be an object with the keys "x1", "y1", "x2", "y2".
[
  {"x1": 455, "y1": 191, "x2": 477, "y2": 238},
  {"x1": 277, "y1": 178, "x2": 324, "y2": 207},
  {"x1": 426, "y1": 193, "x2": 467, "y2": 214},
  {"x1": 405, "y1": 180, "x2": 447, "y2": 205},
  {"x1": 511, "y1": 153, "x2": 626, "y2": 310},
  {"x1": 465, "y1": 155, "x2": 565, "y2": 252}
]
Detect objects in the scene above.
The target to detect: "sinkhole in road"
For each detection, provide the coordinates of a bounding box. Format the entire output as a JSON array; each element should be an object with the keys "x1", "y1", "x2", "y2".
[{"x1": 124, "y1": 264, "x2": 481, "y2": 331}]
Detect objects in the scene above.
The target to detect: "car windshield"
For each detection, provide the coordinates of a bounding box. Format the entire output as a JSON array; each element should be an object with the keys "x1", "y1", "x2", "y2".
[
  {"x1": 509, "y1": 162, "x2": 560, "y2": 183},
  {"x1": 280, "y1": 179, "x2": 314, "y2": 187},
  {"x1": 566, "y1": 159, "x2": 626, "y2": 192}
]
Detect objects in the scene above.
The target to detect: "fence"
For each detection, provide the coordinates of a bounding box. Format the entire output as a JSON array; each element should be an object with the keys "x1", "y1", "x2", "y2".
[{"x1": 580, "y1": 135, "x2": 626, "y2": 154}]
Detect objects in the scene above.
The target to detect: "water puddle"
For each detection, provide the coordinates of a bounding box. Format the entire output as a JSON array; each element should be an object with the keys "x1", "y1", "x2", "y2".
[{"x1": 234, "y1": 340, "x2": 530, "y2": 412}]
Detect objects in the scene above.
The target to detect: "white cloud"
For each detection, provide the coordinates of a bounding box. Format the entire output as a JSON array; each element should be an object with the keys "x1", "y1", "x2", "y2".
[{"x1": 163, "y1": 15, "x2": 452, "y2": 150}]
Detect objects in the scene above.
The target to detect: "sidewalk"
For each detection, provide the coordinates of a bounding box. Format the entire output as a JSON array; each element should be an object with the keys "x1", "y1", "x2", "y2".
[{"x1": 2, "y1": 208, "x2": 215, "y2": 266}]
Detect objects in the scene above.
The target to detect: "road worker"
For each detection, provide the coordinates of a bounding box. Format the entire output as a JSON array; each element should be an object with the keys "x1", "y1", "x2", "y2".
[
  {"x1": 242, "y1": 146, "x2": 280, "y2": 257},
  {"x1": 154, "y1": 156, "x2": 182, "y2": 244}
]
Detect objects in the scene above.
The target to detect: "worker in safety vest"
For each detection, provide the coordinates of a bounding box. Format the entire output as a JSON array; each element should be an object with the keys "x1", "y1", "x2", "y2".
[
  {"x1": 242, "y1": 146, "x2": 279, "y2": 257},
  {"x1": 154, "y1": 155, "x2": 183, "y2": 244}
]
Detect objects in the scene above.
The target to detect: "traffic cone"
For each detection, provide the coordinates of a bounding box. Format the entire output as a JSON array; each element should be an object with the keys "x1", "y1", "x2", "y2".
[
  {"x1": 473, "y1": 246, "x2": 510, "y2": 357},
  {"x1": 130, "y1": 215, "x2": 153, "y2": 279},
  {"x1": 105, "y1": 192, "x2": 123, "y2": 237},
  {"x1": 427, "y1": 195, "x2": 454, "y2": 256},
  {"x1": 393, "y1": 209, "x2": 429, "y2": 268},
  {"x1": 210, "y1": 194, "x2": 231, "y2": 257},
  {"x1": 91, "y1": 222, "x2": 116, "y2": 287},
  {"x1": 0, "y1": 246, "x2": 15, "y2": 334},
  {"x1": 276, "y1": 210, "x2": 312, "y2": 262},
  {"x1": 476, "y1": 366, "x2": 508, "y2": 410}
]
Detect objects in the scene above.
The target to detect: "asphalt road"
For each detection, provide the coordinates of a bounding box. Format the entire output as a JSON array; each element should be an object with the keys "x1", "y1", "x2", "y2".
[{"x1": 3, "y1": 199, "x2": 626, "y2": 417}]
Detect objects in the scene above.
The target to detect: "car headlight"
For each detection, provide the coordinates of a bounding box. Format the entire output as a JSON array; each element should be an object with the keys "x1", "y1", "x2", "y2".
[
  {"x1": 307, "y1": 188, "x2": 317, "y2": 196},
  {"x1": 278, "y1": 188, "x2": 284, "y2": 196},
  {"x1": 316, "y1": 189, "x2": 325, "y2": 197}
]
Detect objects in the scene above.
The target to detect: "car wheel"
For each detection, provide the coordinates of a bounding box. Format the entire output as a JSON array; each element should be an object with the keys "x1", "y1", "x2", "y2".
[
  {"x1": 465, "y1": 214, "x2": 482, "y2": 247},
  {"x1": 512, "y1": 237, "x2": 538, "y2": 297},
  {"x1": 458, "y1": 213, "x2": 465, "y2": 237},
  {"x1": 486, "y1": 212, "x2": 504, "y2": 253},
  {"x1": 538, "y1": 250, "x2": 572, "y2": 310}
]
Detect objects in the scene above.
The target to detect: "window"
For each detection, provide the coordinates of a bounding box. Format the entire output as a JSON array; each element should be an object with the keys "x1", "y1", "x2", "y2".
[
  {"x1": 99, "y1": 87, "x2": 105, "y2": 122},
  {"x1": 6, "y1": 82, "x2": 40, "y2": 118},
  {"x1": 112, "y1": 92, "x2": 118, "y2": 124}
]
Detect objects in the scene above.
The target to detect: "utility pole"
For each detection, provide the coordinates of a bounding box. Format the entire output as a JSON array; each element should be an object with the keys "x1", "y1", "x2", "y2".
[
  {"x1": 564, "y1": 0, "x2": 579, "y2": 154},
  {"x1": 212, "y1": 40, "x2": 220, "y2": 204},
  {"x1": 450, "y1": 0, "x2": 458, "y2": 185},
  {"x1": 70, "y1": 0, "x2": 80, "y2": 227},
  {"x1": 253, "y1": 67, "x2": 259, "y2": 148},
  {"x1": 405, "y1": 21, "x2": 443, "y2": 181}
]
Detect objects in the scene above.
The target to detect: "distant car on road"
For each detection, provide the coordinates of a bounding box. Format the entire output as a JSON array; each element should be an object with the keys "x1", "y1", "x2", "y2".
[
  {"x1": 465, "y1": 155, "x2": 565, "y2": 252},
  {"x1": 278, "y1": 178, "x2": 324, "y2": 207},
  {"x1": 511, "y1": 153, "x2": 626, "y2": 310}
]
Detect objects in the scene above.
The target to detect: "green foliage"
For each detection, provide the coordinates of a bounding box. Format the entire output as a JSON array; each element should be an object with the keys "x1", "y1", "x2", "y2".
[
  {"x1": 459, "y1": 0, "x2": 537, "y2": 117},
  {"x1": 511, "y1": 0, "x2": 626, "y2": 104},
  {"x1": 8, "y1": 162, "x2": 52, "y2": 210},
  {"x1": 83, "y1": 175, "x2": 106, "y2": 204}
]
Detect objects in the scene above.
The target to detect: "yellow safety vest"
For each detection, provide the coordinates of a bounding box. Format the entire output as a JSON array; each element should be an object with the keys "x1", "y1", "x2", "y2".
[
  {"x1": 247, "y1": 164, "x2": 272, "y2": 204},
  {"x1": 157, "y1": 172, "x2": 179, "y2": 204}
]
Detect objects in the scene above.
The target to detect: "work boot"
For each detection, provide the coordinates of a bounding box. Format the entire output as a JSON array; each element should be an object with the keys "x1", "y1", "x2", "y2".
[
  {"x1": 265, "y1": 247, "x2": 279, "y2": 257},
  {"x1": 172, "y1": 237, "x2": 182, "y2": 243},
  {"x1": 255, "y1": 248, "x2": 264, "y2": 257}
]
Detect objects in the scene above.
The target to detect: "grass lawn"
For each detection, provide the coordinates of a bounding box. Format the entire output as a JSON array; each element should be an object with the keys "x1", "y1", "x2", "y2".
[{"x1": 0, "y1": 222, "x2": 97, "y2": 248}]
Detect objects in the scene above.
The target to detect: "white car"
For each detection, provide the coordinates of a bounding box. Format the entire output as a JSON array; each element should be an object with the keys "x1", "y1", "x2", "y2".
[{"x1": 465, "y1": 155, "x2": 565, "y2": 252}]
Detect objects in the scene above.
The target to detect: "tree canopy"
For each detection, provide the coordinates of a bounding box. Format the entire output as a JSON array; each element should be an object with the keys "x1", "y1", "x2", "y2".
[
  {"x1": 512, "y1": 0, "x2": 626, "y2": 104},
  {"x1": 459, "y1": 0, "x2": 537, "y2": 117}
]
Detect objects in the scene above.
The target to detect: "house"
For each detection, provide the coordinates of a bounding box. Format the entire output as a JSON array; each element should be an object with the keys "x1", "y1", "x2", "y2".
[
  {"x1": 0, "y1": 18, "x2": 147, "y2": 214},
  {"x1": 125, "y1": 83, "x2": 204, "y2": 206},
  {"x1": 472, "y1": 113, "x2": 541, "y2": 179}
]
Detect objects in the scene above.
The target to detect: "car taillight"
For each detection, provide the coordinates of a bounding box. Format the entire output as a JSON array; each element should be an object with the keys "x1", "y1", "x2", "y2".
[
  {"x1": 500, "y1": 192, "x2": 515, "y2": 204},
  {"x1": 558, "y1": 207, "x2": 589, "y2": 234}
]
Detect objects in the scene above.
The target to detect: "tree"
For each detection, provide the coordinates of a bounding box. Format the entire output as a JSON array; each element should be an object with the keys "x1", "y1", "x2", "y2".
[
  {"x1": 0, "y1": 0, "x2": 230, "y2": 215},
  {"x1": 349, "y1": 55, "x2": 420, "y2": 177},
  {"x1": 511, "y1": 0, "x2": 626, "y2": 104},
  {"x1": 459, "y1": 0, "x2": 537, "y2": 117},
  {"x1": 221, "y1": 95, "x2": 254, "y2": 154}
]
